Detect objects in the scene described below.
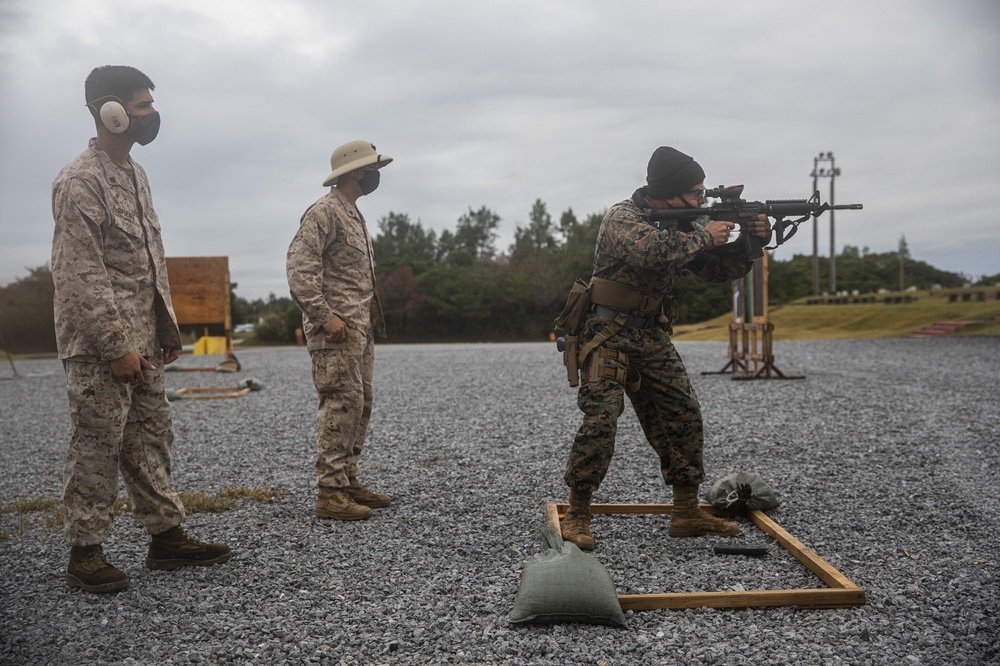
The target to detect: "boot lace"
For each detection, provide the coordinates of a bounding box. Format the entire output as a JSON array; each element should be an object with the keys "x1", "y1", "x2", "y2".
[{"x1": 76, "y1": 546, "x2": 111, "y2": 572}]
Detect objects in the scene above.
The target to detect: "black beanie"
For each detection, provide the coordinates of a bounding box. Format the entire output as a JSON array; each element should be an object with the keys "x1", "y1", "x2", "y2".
[{"x1": 646, "y1": 146, "x2": 706, "y2": 199}]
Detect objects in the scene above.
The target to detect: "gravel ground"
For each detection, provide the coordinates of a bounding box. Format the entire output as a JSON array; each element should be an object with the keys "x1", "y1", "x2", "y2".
[{"x1": 1, "y1": 337, "x2": 998, "y2": 665}]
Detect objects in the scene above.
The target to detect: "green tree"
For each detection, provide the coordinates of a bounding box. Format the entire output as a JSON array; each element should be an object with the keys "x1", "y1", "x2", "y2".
[
  {"x1": 511, "y1": 199, "x2": 557, "y2": 263},
  {"x1": 558, "y1": 207, "x2": 580, "y2": 241},
  {"x1": 230, "y1": 282, "x2": 253, "y2": 326},
  {"x1": 453, "y1": 206, "x2": 500, "y2": 258},
  {"x1": 373, "y1": 212, "x2": 437, "y2": 273},
  {"x1": 553, "y1": 210, "x2": 603, "y2": 284},
  {"x1": 767, "y1": 253, "x2": 813, "y2": 303},
  {"x1": 378, "y1": 263, "x2": 426, "y2": 338},
  {"x1": 415, "y1": 260, "x2": 515, "y2": 337},
  {"x1": 436, "y1": 229, "x2": 457, "y2": 262},
  {"x1": 672, "y1": 271, "x2": 732, "y2": 324},
  {"x1": 0, "y1": 265, "x2": 56, "y2": 354}
]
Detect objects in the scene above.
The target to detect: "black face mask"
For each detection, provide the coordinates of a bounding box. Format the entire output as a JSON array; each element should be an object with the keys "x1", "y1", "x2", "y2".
[
  {"x1": 358, "y1": 169, "x2": 380, "y2": 195},
  {"x1": 128, "y1": 111, "x2": 161, "y2": 146}
]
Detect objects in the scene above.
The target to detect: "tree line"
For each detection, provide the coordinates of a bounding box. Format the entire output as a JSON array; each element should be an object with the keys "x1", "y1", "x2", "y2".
[{"x1": 1, "y1": 200, "x2": 988, "y2": 352}]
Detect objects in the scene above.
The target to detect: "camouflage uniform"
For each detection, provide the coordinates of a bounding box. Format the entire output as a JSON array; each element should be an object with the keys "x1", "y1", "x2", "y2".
[
  {"x1": 564, "y1": 189, "x2": 752, "y2": 492},
  {"x1": 286, "y1": 188, "x2": 386, "y2": 490},
  {"x1": 51, "y1": 138, "x2": 185, "y2": 546}
]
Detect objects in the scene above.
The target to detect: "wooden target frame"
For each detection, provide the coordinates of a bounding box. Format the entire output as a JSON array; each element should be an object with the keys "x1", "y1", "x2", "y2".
[
  {"x1": 704, "y1": 253, "x2": 803, "y2": 380},
  {"x1": 165, "y1": 256, "x2": 233, "y2": 353},
  {"x1": 546, "y1": 502, "x2": 865, "y2": 611}
]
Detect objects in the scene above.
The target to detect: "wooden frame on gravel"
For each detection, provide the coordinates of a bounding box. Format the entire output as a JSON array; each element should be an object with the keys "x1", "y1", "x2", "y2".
[{"x1": 545, "y1": 502, "x2": 865, "y2": 611}]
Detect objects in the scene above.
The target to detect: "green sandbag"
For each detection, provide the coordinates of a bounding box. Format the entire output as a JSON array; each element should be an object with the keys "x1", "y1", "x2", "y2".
[
  {"x1": 237, "y1": 377, "x2": 264, "y2": 391},
  {"x1": 509, "y1": 525, "x2": 628, "y2": 629},
  {"x1": 706, "y1": 472, "x2": 780, "y2": 512}
]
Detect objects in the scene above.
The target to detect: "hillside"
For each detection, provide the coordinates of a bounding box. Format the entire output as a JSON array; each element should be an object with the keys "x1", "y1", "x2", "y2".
[{"x1": 672, "y1": 287, "x2": 1000, "y2": 342}]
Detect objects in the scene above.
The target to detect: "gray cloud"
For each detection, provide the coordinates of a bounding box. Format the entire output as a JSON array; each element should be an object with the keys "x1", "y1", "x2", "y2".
[{"x1": 2, "y1": 0, "x2": 998, "y2": 299}]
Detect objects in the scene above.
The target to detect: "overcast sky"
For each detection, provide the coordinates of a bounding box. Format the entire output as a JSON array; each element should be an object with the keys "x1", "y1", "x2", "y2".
[{"x1": 1, "y1": 0, "x2": 998, "y2": 300}]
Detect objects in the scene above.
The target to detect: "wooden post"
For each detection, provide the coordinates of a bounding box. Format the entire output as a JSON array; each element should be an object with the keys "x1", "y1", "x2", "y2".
[{"x1": 703, "y1": 253, "x2": 803, "y2": 380}]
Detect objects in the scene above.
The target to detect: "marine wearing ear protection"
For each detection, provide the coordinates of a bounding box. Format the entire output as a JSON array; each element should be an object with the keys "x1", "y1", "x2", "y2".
[
  {"x1": 85, "y1": 95, "x2": 161, "y2": 145},
  {"x1": 87, "y1": 97, "x2": 130, "y2": 134}
]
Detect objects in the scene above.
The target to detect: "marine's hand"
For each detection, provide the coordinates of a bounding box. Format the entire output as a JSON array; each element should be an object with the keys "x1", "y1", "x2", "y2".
[
  {"x1": 705, "y1": 220, "x2": 736, "y2": 247},
  {"x1": 163, "y1": 349, "x2": 180, "y2": 365},
  {"x1": 746, "y1": 214, "x2": 771, "y2": 239},
  {"x1": 322, "y1": 315, "x2": 348, "y2": 343},
  {"x1": 110, "y1": 351, "x2": 156, "y2": 385}
]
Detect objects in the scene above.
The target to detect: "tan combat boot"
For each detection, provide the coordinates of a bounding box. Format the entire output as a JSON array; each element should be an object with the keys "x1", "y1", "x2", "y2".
[
  {"x1": 345, "y1": 479, "x2": 391, "y2": 508},
  {"x1": 66, "y1": 544, "x2": 129, "y2": 593},
  {"x1": 315, "y1": 487, "x2": 373, "y2": 521},
  {"x1": 669, "y1": 485, "x2": 740, "y2": 537},
  {"x1": 146, "y1": 526, "x2": 233, "y2": 571},
  {"x1": 561, "y1": 487, "x2": 596, "y2": 551}
]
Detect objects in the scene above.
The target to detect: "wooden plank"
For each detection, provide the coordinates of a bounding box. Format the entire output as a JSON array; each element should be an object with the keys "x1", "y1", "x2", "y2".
[
  {"x1": 748, "y1": 509, "x2": 862, "y2": 591},
  {"x1": 165, "y1": 257, "x2": 231, "y2": 327},
  {"x1": 165, "y1": 256, "x2": 232, "y2": 353},
  {"x1": 551, "y1": 503, "x2": 728, "y2": 517},
  {"x1": 545, "y1": 502, "x2": 562, "y2": 532},
  {"x1": 619, "y1": 587, "x2": 865, "y2": 611},
  {"x1": 543, "y1": 502, "x2": 865, "y2": 611}
]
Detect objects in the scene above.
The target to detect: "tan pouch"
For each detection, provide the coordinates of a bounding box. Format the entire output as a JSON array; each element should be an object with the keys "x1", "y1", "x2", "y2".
[
  {"x1": 553, "y1": 279, "x2": 591, "y2": 335},
  {"x1": 581, "y1": 347, "x2": 627, "y2": 385},
  {"x1": 580, "y1": 347, "x2": 641, "y2": 395}
]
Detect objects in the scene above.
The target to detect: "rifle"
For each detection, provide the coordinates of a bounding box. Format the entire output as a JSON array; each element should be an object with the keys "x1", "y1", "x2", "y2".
[{"x1": 644, "y1": 184, "x2": 863, "y2": 260}]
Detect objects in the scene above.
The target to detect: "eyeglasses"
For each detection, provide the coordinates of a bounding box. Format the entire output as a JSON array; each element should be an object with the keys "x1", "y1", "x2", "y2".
[{"x1": 686, "y1": 187, "x2": 707, "y2": 200}]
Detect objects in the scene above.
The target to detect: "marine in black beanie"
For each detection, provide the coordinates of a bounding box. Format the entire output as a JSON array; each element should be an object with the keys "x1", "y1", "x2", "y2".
[
  {"x1": 646, "y1": 146, "x2": 706, "y2": 200},
  {"x1": 558, "y1": 142, "x2": 772, "y2": 554}
]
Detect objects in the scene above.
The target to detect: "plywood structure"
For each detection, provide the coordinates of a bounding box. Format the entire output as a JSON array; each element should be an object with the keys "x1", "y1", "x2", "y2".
[
  {"x1": 165, "y1": 256, "x2": 232, "y2": 353},
  {"x1": 546, "y1": 502, "x2": 865, "y2": 611},
  {"x1": 705, "y1": 253, "x2": 803, "y2": 380}
]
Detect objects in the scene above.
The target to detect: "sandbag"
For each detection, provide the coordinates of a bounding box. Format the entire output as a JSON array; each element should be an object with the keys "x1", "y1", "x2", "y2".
[
  {"x1": 706, "y1": 472, "x2": 780, "y2": 512},
  {"x1": 508, "y1": 525, "x2": 628, "y2": 629}
]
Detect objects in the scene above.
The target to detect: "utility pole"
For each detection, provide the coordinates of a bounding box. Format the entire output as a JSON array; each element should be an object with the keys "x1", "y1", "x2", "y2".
[
  {"x1": 809, "y1": 152, "x2": 840, "y2": 294},
  {"x1": 899, "y1": 235, "x2": 908, "y2": 292},
  {"x1": 810, "y1": 156, "x2": 819, "y2": 295}
]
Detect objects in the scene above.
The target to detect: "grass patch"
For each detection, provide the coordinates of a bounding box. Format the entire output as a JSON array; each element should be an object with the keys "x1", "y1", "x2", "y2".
[
  {"x1": 673, "y1": 288, "x2": 1000, "y2": 342},
  {"x1": 0, "y1": 485, "x2": 289, "y2": 540}
]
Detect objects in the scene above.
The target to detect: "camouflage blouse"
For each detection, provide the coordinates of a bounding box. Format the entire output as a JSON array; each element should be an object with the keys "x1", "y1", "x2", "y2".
[
  {"x1": 592, "y1": 189, "x2": 753, "y2": 311},
  {"x1": 50, "y1": 139, "x2": 180, "y2": 362},
  {"x1": 286, "y1": 188, "x2": 386, "y2": 351}
]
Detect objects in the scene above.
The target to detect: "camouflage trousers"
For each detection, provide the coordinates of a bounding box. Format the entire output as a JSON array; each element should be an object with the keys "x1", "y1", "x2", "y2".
[
  {"x1": 310, "y1": 328, "x2": 374, "y2": 489},
  {"x1": 62, "y1": 356, "x2": 185, "y2": 546},
  {"x1": 564, "y1": 315, "x2": 706, "y2": 492}
]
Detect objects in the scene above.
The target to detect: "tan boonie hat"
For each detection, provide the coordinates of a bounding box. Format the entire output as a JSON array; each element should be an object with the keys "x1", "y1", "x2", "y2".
[{"x1": 322, "y1": 140, "x2": 393, "y2": 187}]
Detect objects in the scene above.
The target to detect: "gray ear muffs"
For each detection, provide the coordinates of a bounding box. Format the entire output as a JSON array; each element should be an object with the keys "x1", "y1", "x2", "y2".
[{"x1": 87, "y1": 97, "x2": 129, "y2": 133}]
